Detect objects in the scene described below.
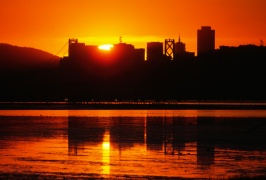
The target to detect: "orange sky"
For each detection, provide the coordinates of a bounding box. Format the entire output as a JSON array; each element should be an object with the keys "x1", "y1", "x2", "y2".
[{"x1": 1, "y1": 0, "x2": 266, "y2": 56}]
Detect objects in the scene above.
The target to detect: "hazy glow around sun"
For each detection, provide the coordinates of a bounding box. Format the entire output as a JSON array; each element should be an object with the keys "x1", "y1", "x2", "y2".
[{"x1": 98, "y1": 44, "x2": 114, "y2": 50}]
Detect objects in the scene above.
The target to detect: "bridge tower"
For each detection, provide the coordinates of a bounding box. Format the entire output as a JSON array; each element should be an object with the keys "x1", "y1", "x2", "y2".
[
  {"x1": 165, "y1": 39, "x2": 175, "y2": 60},
  {"x1": 68, "y1": 38, "x2": 78, "y2": 57}
]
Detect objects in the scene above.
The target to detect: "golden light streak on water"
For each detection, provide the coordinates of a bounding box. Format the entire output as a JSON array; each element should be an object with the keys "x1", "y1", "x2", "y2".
[
  {"x1": 2, "y1": 109, "x2": 266, "y2": 117},
  {"x1": 102, "y1": 130, "x2": 110, "y2": 175}
]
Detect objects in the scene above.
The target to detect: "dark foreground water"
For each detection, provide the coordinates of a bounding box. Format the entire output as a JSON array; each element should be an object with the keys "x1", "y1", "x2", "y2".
[{"x1": 0, "y1": 110, "x2": 266, "y2": 179}]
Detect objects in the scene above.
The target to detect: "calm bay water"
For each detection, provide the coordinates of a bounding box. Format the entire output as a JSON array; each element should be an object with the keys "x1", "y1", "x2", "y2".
[{"x1": 0, "y1": 110, "x2": 266, "y2": 179}]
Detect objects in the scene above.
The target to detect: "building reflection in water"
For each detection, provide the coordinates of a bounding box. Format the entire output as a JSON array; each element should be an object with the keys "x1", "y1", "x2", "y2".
[
  {"x1": 109, "y1": 117, "x2": 145, "y2": 153},
  {"x1": 67, "y1": 115, "x2": 266, "y2": 174},
  {"x1": 68, "y1": 117, "x2": 105, "y2": 156},
  {"x1": 68, "y1": 116, "x2": 201, "y2": 157},
  {"x1": 146, "y1": 116, "x2": 198, "y2": 156},
  {"x1": 68, "y1": 116, "x2": 146, "y2": 175},
  {"x1": 146, "y1": 117, "x2": 164, "y2": 151},
  {"x1": 68, "y1": 116, "x2": 204, "y2": 160},
  {"x1": 1, "y1": 111, "x2": 266, "y2": 178},
  {"x1": 196, "y1": 117, "x2": 215, "y2": 167}
]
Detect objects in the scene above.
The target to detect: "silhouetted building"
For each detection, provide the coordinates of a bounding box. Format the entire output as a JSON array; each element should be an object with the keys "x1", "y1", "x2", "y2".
[
  {"x1": 113, "y1": 43, "x2": 134, "y2": 55},
  {"x1": 174, "y1": 36, "x2": 195, "y2": 62},
  {"x1": 63, "y1": 39, "x2": 146, "y2": 74},
  {"x1": 112, "y1": 43, "x2": 135, "y2": 62},
  {"x1": 175, "y1": 36, "x2": 186, "y2": 54},
  {"x1": 134, "y1": 48, "x2": 145, "y2": 63},
  {"x1": 197, "y1": 26, "x2": 215, "y2": 55},
  {"x1": 68, "y1": 39, "x2": 87, "y2": 60},
  {"x1": 147, "y1": 42, "x2": 164, "y2": 61}
]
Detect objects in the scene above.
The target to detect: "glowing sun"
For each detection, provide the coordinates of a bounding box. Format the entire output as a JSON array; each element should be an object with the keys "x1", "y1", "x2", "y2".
[{"x1": 98, "y1": 44, "x2": 114, "y2": 50}]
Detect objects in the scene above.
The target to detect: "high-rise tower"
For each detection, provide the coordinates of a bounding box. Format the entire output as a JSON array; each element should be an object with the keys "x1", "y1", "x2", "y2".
[
  {"x1": 197, "y1": 26, "x2": 215, "y2": 55},
  {"x1": 147, "y1": 42, "x2": 164, "y2": 61},
  {"x1": 175, "y1": 35, "x2": 186, "y2": 54}
]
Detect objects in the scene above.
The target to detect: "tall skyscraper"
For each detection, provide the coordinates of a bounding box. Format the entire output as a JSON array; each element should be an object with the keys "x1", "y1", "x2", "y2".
[
  {"x1": 197, "y1": 26, "x2": 215, "y2": 55},
  {"x1": 175, "y1": 36, "x2": 186, "y2": 54},
  {"x1": 147, "y1": 42, "x2": 164, "y2": 61}
]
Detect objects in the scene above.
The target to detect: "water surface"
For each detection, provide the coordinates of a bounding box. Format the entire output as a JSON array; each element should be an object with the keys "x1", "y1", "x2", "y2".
[{"x1": 0, "y1": 110, "x2": 266, "y2": 179}]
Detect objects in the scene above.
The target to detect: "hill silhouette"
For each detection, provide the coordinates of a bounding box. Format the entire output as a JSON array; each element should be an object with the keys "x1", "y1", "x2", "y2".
[{"x1": 0, "y1": 43, "x2": 59, "y2": 72}]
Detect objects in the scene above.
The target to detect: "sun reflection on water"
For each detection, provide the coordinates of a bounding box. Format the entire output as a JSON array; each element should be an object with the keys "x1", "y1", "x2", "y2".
[{"x1": 102, "y1": 130, "x2": 110, "y2": 175}]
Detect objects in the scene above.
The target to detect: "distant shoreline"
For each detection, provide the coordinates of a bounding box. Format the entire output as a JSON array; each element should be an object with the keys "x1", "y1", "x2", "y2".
[{"x1": 1, "y1": 101, "x2": 266, "y2": 110}]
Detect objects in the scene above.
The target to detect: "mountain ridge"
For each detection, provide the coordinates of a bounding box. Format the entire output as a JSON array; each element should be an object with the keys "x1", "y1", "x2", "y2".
[{"x1": 0, "y1": 43, "x2": 60, "y2": 72}]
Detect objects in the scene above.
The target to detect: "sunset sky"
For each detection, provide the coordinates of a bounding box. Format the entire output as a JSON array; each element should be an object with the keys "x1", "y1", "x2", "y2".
[{"x1": 1, "y1": 0, "x2": 266, "y2": 56}]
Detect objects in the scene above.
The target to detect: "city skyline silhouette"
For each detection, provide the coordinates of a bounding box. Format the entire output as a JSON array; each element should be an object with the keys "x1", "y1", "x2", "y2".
[
  {"x1": 1, "y1": 0, "x2": 266, "y2": 56},
  {"x1": 1, "y1": 0, "x2": 266, "y2": 102},
  {"x1": 1, "y1": 25, "x2": 266, "y2": 102}
]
